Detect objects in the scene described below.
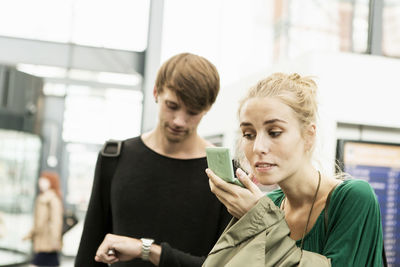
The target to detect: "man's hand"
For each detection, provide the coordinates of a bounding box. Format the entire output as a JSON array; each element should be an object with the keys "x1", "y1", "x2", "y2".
[
  {"x1": 95, "y1": 234, "x2": 162, "y2": 266},
  {"x1": 95, "y1": 234, "x2": 142, "y2": 264},
  {"x1": 206, "y1": 168, "x2": 264, "y2": 219}
]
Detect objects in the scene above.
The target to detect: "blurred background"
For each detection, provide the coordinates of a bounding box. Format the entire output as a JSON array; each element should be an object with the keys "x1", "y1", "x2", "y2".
[{"x1": 0, "y1": 0, "x2": 399, "y2": 266}]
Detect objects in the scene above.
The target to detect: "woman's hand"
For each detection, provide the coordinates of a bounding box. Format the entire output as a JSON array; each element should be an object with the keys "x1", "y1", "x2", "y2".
[
  {"x1": 95, "y1": 234, "x2": 142, "y2": 264},
  {"x1": 206, "y1": 168, "x2": 264, "y2": 219}
]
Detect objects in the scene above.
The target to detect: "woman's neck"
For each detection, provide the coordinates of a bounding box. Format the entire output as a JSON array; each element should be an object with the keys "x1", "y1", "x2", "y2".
[{"x1": 279, "y1": 166, "x2": 321, "y2": 209}]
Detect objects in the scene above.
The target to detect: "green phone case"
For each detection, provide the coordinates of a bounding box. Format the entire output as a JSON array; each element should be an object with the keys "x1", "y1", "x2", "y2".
[{"x1": 206, "y1": 147, "x2": 244, "y2": 187}]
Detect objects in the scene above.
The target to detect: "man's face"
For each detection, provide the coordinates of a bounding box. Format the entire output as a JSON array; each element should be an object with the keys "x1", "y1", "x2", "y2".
[{"x1": 156, "y1": 88, "x2": 208, "y2": 143}]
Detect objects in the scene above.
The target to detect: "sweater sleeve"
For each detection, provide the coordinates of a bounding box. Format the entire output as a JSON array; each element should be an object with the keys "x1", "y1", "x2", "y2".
[
  {"x1": 75, "y1": 153, "x2": 110, "y2": 267},
  {"x1": 323, "y1": 180, "x2": 383, "y2": 267},
  {"x1": 159, "y1": 242, "x2": 205, "y2": 267},
  {"x1": 159, "y1": 201, "x2": 232, "y2": 267}
]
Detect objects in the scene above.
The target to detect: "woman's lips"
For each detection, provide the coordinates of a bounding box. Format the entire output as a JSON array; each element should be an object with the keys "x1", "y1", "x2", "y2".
[{"x1": 255, "y1": 162, "x2": 277, "y2": 172}]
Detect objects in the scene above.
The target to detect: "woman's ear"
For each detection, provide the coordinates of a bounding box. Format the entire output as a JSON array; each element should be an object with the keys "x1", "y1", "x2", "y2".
[{"x1": 304, "y1": 123, "x2": 316, "y2": 152}]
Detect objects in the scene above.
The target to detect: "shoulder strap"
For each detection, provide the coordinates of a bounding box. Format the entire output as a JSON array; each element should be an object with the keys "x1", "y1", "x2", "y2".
[
  {"x1": 101, "y1": 139, "x2": 122, "y2": 157},
  {"x1": 100, "y1": 140, "x2": 123, "y2": 232},
  {"x1": 324, "y1": 182, "x2": 387, "y2": 267}
]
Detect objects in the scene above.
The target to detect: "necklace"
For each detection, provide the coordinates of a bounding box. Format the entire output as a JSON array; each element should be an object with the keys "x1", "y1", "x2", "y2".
[{"x1": 281, "y1": 171, "x2": 321, "y2": 249}]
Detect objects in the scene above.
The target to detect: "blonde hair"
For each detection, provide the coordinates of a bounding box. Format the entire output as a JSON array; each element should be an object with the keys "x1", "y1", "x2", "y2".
[
  {"x1": 155, "y1": 53, "x2": 220, "y2": 111},
  {"x1": 238, "y1": 73, "x2": 318, "y2": 133}
]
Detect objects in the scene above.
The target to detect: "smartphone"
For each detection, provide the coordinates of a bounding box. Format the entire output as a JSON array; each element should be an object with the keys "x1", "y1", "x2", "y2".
[{"x1": 206, "y1": 147, "x2": 244, "y2": 187}]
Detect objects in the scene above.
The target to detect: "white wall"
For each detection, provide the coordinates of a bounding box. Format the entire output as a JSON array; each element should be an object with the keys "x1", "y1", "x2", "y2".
[{"x1": 199, "y1": 51, "x2": 400, "y2": 174}]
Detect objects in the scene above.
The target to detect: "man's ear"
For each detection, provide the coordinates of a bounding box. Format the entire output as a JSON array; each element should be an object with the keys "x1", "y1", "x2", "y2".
[{"x1": 153, "y1": 86, "x2": 158, "y2": 103}]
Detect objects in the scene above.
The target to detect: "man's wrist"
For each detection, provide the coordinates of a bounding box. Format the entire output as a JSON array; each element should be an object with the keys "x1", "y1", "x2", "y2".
[{"x1": 148, "y1": 243, "x2": 162, "y2": 266}]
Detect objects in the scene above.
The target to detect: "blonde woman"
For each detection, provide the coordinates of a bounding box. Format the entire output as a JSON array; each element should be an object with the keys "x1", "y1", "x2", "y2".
[
  {"x1": 204, "y1": 73, "x2": 384, "y2": 266},
  {"x1": 24, "y1": 171, "x2": 63, "y2": 267}
]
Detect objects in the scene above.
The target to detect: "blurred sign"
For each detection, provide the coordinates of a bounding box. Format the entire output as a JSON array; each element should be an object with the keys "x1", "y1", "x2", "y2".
[{"x1": 337, "y1": 140, "x2": 400, "y2": 266}]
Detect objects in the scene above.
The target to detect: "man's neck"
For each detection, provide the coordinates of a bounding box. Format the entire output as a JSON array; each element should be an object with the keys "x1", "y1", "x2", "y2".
[{"x1": 142, "y1": 128, "x2": 210, "y2": 159}]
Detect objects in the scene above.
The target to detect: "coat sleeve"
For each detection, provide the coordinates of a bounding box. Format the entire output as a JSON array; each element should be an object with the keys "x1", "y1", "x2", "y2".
[
  {"x1": 203, "y1": 196, "x2": 330, "y2": 267},
  {"x1": 250, "y1": 197, "x2": 331, "y2": 266},
  {"x1": 260, "y1": 197, "x2": 330, "y2": 266},
  {"x1": 49, "y1": 195, "x2": 63, "y2": 248},
  {"x1": 75, "y1": 153, "x2": 110, "y2": 267}
]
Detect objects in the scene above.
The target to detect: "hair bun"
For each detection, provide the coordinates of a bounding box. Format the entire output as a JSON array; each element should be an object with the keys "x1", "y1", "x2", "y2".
[{"x1": 288, "y1": 73, "x2": 301, "y2": 81}]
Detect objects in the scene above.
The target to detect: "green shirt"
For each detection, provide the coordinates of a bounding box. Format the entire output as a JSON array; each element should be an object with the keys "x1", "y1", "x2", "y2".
[{"x1": 267, "y1": 179, "x2": 383, "y2": 267}]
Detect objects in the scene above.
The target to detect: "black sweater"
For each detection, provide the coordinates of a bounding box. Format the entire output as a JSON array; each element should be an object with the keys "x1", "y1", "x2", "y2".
[{"x1": 75, "y1": 137, "x2": 231, "y2": 267}]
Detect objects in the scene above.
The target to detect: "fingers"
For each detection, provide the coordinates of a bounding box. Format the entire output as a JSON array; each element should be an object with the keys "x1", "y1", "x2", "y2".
[
  {"x1": 236, "y1": 169, "x2": 265, "y2": 201},
  {"x1": 95, "y1": 254, "x2": 119, "y2": 264},
  {"x1": 205, "y1": 168, "x2": 238, "y2": 194},
  {"x1": 236, "y1": 169, "x2": 258, "y2": 192},
  {"x1": 208, "y1": 178, "x2": 232, "y2": 204},
  {"x1": 95, "y1": 234, "x2": 120, "y2": 264}
]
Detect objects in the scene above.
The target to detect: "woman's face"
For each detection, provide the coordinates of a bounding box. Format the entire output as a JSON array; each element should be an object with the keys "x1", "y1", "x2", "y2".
[
  {"x1": 239, "y1": 96, "x2": 311, "y2": 185},
  {"x1": 38, "y1": 177, "x2": 51, "y2": 192}
]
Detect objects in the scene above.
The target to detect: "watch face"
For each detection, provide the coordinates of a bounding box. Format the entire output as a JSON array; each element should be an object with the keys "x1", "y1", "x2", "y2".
[{"x1": 141, "y1": 238, "x2": 154, "y2": 246}]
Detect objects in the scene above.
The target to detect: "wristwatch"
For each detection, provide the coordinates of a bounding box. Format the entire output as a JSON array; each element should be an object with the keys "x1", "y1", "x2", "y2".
[{"x1": 140, "y1": 238, "x2": 154, "y2": 261}]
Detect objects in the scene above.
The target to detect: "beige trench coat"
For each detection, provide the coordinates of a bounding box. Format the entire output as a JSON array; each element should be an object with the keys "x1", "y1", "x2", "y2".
[
  {"x1": 203, "y1": 196, "x2": 331, "y2": 267},
  {"x1": 26, "y1": 189, "x2": 63, "y2": 252}
]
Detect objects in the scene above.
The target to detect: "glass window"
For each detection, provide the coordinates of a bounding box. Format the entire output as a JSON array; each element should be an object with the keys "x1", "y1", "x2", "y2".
[
  {"x1": 0, "y1": 129, "x2": 41, "y2": 259},
  {"x1": 63, "y1": 86, "x2": 142, "y2": 144},
  {"x1": 383, "y1": 1, "x2": 400, "y2": 57},
  {"x1": 273, "y1": 0, "x2": 370, "y2": 62},
  {"x1": 0, "y1": 0, "x2": 150, "y2": 51},
  {"x1": 352, "y1": 0, "x2": 370, "y2": 53},
  {"x1": 64, "y1": 143, "x2": 99, "y2": 210}
]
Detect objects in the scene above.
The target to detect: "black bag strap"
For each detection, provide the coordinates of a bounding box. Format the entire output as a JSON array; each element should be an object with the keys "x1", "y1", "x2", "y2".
[
  {"x1": 324, "y1": 183, "x2": 387, "y2": 267},
  {"x1": 100, "y1": 140, "x2": 123, "y2": 232}
]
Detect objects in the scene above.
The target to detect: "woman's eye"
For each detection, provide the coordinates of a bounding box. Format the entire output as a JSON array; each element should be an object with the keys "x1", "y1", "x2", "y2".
[
  {"x1": 242, "y1": 133, "x2": 255, "y2": 140},
  {"x1": 269, "y1": 131, "x2": 282, "y2": 137}
]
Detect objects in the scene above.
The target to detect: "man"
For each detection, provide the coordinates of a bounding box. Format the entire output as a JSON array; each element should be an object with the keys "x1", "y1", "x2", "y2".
[{"x1": 75, "y1": 53, "x2": 231, "y2": 267}]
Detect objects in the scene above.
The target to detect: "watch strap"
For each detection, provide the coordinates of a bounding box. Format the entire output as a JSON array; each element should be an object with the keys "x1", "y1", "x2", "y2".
[{"x1": 140, "y1": 238, "x2": 154, "y2": 261}]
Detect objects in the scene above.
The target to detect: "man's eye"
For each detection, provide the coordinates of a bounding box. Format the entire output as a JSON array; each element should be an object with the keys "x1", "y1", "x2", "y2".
[
  {"x1": 187, "y1": 111, "x2": 200, "y2": 116},
  {"x1": 166, "y1": 102, "x2": 178, "y2": 110}
]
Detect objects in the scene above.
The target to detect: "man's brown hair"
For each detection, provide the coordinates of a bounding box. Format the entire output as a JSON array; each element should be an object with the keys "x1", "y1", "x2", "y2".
[{"x1": 155, "y1": 53, "x2": 220, "y2": 111}]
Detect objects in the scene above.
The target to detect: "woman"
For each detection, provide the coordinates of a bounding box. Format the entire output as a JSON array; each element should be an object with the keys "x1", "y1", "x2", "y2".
[
  {"x1": 24, "y1": 171, "x2": 63, "y2": 267},
  {"x1": 204, "y1": 73, "x2": 384, "y2": 266}
]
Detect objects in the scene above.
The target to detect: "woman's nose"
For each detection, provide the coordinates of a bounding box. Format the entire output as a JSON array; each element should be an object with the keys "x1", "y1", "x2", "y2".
[{"x1": 253, "y1": 135, "x2": 270, "y2": 155}]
